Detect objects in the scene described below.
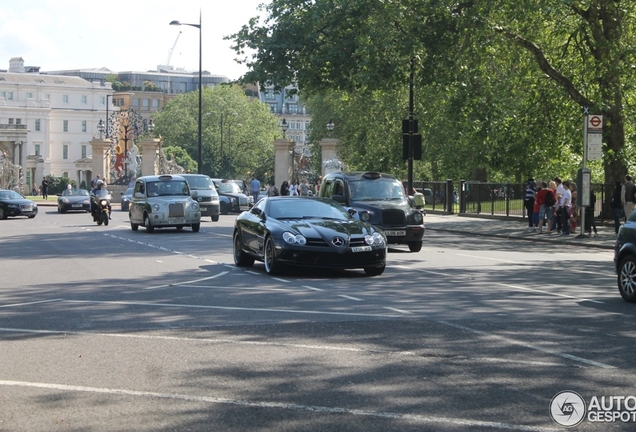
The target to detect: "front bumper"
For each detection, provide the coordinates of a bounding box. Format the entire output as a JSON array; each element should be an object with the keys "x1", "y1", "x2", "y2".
[{"x1": 274, "y1": 244, "x2": 387, "y2": 269}]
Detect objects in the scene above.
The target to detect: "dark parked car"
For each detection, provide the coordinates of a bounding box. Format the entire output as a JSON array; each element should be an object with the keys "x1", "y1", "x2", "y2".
[
  {"x1": 57, "y1": 188, "x2": 91, "y2": 213},
  {"x1": 615, "y1": 211, "x2": 636, "y2": 302},
  {"x1": 0, "y1": 189, "x2": 38, "y2": 219},
  {"x1": 319, "y1": 172, "x2": 425, "y2": 252},
  {"x1": 233, "y1": 196, "x2": 387, "y2": 276},
  {"x1": 120, "y1": 187, "x2": 133, "y2": 212},
  {"x1": 211, "y1": 178, "x2": 251, "y2": 214}
]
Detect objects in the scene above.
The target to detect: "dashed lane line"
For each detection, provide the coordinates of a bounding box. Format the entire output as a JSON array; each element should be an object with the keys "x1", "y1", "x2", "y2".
[
  {"x1": 0, "y1": 380, "x2": 561, "y2": 431},
  {"x1": 144, "y1": 272, "x2": 229, "y2": 290}
]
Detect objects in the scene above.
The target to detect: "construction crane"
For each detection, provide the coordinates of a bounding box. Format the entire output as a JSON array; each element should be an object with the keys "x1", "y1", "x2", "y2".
[{"x1": 165, "y1": 31, "x2": 182, "y2": 66}]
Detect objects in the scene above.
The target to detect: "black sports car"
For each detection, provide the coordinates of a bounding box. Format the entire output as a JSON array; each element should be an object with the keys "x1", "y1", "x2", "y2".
[
  {"x1": 233, "y1": 196, "x2": 387, "y2": 276},
  {"x1": 57, "y1": 189, "x2": 91, "y2": 213},
  {"x1": 0, "y1": 189, "x2": 38, "y2": 219}
]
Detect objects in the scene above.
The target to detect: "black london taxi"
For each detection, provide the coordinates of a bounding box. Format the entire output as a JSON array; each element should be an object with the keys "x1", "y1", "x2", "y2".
[{"x1": 319, "y1": 172, "x2": 425, "y2": 252}]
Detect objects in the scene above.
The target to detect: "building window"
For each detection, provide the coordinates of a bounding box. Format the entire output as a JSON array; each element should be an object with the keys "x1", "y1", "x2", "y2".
[
  {"x1": 132, "y1": 98, "x2": 139, "y2": 108},
  {"x1": 44, "y1": 94, "x2": 50, "y2": 100},
  {"x1": 63, "y1": 145, "x2": 69, "y2": 160},
  {"x1": 63, "y1": 95, "x2": 69, "y2": 104},
  {"x1": 100, "y1": 96, "x2": 105, "y2": 105},
  {"x1": 81, "y1": 145, "x2": 87, "y2": 159},
  {"x1": 26, "y1": 92, "x2": 33, "y2": 98},
  {"x1": 287, "y1": 104, "x2": 299, "y2": 114},
  {"x1": 142, "y1": 99, "x2": 149, "y2": 111},
  {"x1": 152, "y1": 99, "x2": 159, "y2": 110},
  {"x1": 265, "y1": 90, "x2": 274, "y2": 99},
  {"x1": 35, "y1": 119, "x2": 41, "y2": 131},
  {"x1": 7, "y1": 92, "x2": 13, "y2": 101},
  {"x1": 16, "y1": 118, "x2": 21, "y2": 125},
  {"x1": 269, "y1": 103, "x2": 278, "y2": 113},
  {"x1": 0, "y1": 91, "x2": 5, "y2": 98},
  {"x1": 35, "y1": 144, "x2": 41, "y2": 155},
  {"x1": 82, "y1": 120, "x2": 87, "y2": 132},
  {"x1": 119, "y1": 98, "x2": 124, "y2": 106},
  {"x1": 81, "y1": 95, "x2": 87, "y2": 104},
  {"x1": 8, "y1": 118, "x2": 13, "y2": 125},
  {"x1": 63, "y1": 120, "x2": 69, "y2": 132},
  {"x1": 62, "y1": 172, "x2": 68, "y2": 178}
]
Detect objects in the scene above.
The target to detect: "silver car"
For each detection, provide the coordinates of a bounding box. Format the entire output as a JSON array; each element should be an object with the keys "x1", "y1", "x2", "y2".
[{"x1": 129, "y1": 175, "x2": 201, "y2": 233}]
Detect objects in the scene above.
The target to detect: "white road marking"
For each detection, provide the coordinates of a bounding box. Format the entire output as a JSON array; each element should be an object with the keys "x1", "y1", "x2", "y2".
[
  {"x1": 438, "y1": 320, "x2": 616, "y2": 369},
  {"x1": 0, "y1": 380, "x2": 560, "y2": 431},
  {"x1": 204, "y1": 259, "x2": 217, "y2": 264},
  {"x1": 61, "y1": 299, "x2": 402, "y2": 318},
  {"x1": 494, "y1": 282, "x2": 604, "y2": 304},
  {"x1": 144, "y1": 272, "x2": 229, "y2": 290},
  {"x1": 392, "y1": 265, "x2": 451, "y2": 277},
  {"x1": 303, "y1": 285, "x2": 324, "y2": 291},
  {"x1": 0, "y1": 299, "x2": 63, "y2": 308},
  {"x1": 457, "y1": 253, "x2": 521, "y2": 264},
  {"x1": 382, "y1": 307, "x2": 413, "y2": 314},
  {"x1": 338, "y1": 295, "x2": 363, "y2": 301},
  {"x1": 272, "y1": 277, "x2": 290, "y2": 283},
  {"x1": 245, "y1": 271, "x2": 260, "y2": 275}
]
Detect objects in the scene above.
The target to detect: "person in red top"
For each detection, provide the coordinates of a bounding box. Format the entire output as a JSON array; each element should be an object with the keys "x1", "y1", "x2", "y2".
[
  {"x1": 532, "y1": 180, "x2": 542, "y2": 230},
  {"x1": 537, "y1": 181, "x2": 557, "y2": 234}
]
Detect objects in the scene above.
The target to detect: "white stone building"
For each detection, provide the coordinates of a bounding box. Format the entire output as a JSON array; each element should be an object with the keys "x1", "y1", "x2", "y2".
[{"x1": 0, "y1": 57, "x2": 113, "y2": 190}]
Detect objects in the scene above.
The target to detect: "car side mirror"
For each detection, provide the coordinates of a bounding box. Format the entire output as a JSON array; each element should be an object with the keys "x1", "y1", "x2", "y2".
[
  {"x1": 251, "y1": 207, "x2": 265, "y2": 218},
  {"x1": 347, "y1": 208, "x2": 358, "y2": 218},
  {"x1": 332, "y1": 194, "x2": 345, "y2": 203}
]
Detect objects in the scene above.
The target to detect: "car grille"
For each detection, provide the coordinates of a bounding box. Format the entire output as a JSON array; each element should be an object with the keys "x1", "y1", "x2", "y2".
[
  {"x1": 169, "y1": 203, "x2": 185, "y2": 217},
  {"x1": 20, "y1": 204, "x2": 35, "y2": 211},
  {"x1": 198, "y1": 196, "x2": 212, "y2": 202},
  {"x1": 239, "y1": 196, "x2": 249, "y2": 206},
  {"x1": 348, "y1": 237, "x2": 367, "y2": 247},
  {"x1": 306, "y1": 237, "x2": 329, "y2": 247},
  {"x1": 381, "y1": 209, "x2": 406, "y2": 226}
]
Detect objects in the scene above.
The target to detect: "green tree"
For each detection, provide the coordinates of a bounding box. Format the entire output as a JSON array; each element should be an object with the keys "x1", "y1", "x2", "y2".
[
  {"x1": 153, "y1": 85, "x2": 280, "y2": 179},
  {"x1": 230, "y1": 0, "x2": 636, "y2": 185},
  {"x1": 161, "y1": 145, "x2": 197, "y2": 173}
]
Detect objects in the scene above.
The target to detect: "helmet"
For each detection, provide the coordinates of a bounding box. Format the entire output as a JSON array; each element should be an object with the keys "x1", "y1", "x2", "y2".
[{"x1": 96, "y1": 179, "x2": 104, "y2": 187}]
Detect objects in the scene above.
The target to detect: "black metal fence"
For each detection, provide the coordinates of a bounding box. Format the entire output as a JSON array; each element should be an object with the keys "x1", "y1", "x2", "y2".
[{"x1": 412, "y1": 180, "x2": 614, "y2": 224}]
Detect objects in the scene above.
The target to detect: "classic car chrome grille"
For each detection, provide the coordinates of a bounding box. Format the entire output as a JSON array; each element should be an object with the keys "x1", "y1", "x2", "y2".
[
  {"x1": 168, "y1": 203, "x2": 185, "y2": 217},
  {"x1": 239, "y1": 196, "x2": 249, "y2": 206},
  {"x1": 381, "y1": 209, "x2": 406, "y2": 226}
]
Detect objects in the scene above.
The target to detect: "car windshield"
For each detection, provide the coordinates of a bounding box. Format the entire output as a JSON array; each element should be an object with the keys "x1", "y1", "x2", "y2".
[
  {"x1": 0, "y1": 190, "x2": 23, "y2": 200},
  {"x1": 93, "y1": 189, "x2": 111, "y2": 198},
  {"x1": 62, "y1": 189, "x2": 89, "y2": 197},
  {"x1": 147, "y1": 180, "x2": 189, "y2": 197},
  {"x1": 186, "y1": 176, "x2": 213, "y2": 190},
  {"x1": 348, "y1": 178, "x2": 406, "y2": 201},
  {"x1": 268, "y1": 198, "x2": 350, "y2": 220},
  {"x1": 217, "y1": 182, "x2": 242, "y2": 194}
]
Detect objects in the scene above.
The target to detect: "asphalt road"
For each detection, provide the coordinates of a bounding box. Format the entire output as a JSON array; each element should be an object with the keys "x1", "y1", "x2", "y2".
[{"x1": 0, "y1": 207, "x2": 634, "y2": 431}]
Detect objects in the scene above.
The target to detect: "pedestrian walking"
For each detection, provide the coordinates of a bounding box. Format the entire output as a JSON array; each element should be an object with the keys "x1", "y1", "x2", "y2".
[
  {"x1": 537, "y1": 181, "x2": 557, "y2": 234},
  {"x1": 299, "y1": 178, "x2": 309, "y2": 196},
  {"x1": 585, "y1": 187, "x2": 598, "y2": 237},
  {"x1": 554, "y1": 177, "x2": 565, "y2": 233},
  {"x1": 41, "y1": 179, "x2": 49, "y2": 200},
  {"x1": 524, "y1": 178, "x2": 536, "y2": 231},
  {"x1": 289, "y1": 182, "x2": 298, "y2": 196},
  {"x1": 250, "y1": 176, "x2": 261, "y2": 204},
  {"x1": 560, "y1": 180, "x2": 572, "y2": 235},
  {"x1": 280, "y1": 180, "x2": 290, "y2": 196},
  {"x1": 532, "y1": 180, "x2": 542, "y2": 230}
]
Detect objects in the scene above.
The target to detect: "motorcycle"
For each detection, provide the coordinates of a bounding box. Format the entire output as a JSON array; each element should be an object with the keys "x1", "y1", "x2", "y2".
[{"x1": 91, "y1": 188, "x2": 112, "y2": 226}]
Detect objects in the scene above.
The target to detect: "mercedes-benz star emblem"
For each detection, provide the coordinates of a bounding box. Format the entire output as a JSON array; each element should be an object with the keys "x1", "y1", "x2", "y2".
[{"x1": 332, "y1": 237, "x2": 345, "y2": 247}]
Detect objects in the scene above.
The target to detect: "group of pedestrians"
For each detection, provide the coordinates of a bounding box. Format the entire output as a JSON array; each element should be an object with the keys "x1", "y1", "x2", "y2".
[
  {"x1": 525, "y1": 176, "x2": 595, "y2": 236},
  {"x1": 249, "y1": 176, "x2": 315, "y2": 202}
]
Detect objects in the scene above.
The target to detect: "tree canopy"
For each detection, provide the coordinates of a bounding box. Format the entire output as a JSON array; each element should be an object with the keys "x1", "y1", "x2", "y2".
[
  {"x1": 153, "y1": 85, "x2": 281, "y2": 179},
  {"x1": 230, "y1": 0, "x2": 636, "y2": 184}
]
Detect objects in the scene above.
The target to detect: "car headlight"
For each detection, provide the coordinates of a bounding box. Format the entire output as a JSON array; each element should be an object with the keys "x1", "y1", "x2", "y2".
[
  {"x1": 61, "y1": 198, "x2": 70, "y2": 203},
  {"x1": 283, "y1": 232, "x2": 307, "y2": 245},
  {"x1": 411, "y1": 211, "x2": 423, "y2": 224},
  {"x1": 211, "y1": 197, "x2": 219, "y2": 203},
  {"x1": 365, "y1": 232, "x2": 385, "y2": 245},
  {"x1": 152, "y1": 203, "x2": 160, "y2": 212},
  {"x1": 191, "y1": 201, "x2": 200, "y2": 211},
  {"x1": 359, "y1": 210, "x2": 372, "y2": 222},
  {"x1": 231, "y1": 197, "x2": 237, "y2": 204}
]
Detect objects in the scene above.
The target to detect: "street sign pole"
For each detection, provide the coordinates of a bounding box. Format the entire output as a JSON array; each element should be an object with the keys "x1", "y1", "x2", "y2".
[{"x1": 578, "y1": 109, "x2": 588, "y2": 238}]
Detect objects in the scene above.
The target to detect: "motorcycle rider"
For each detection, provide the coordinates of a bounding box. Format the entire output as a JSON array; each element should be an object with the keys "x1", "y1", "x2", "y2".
[{"x1": 90, "y1": 180, "x2": 111, "y2": 220}]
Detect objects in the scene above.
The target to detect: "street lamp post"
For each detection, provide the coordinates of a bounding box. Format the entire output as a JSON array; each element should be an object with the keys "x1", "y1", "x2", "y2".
[
  {"x1": 105, "y1": 94, "x2": 112, "y2": 138},
  {"x1": 327, "y1": 119, "x2": 335, "y2": 138},
  {"x1": 170, "y1": 12, "x2": 202, "y2": 174}
]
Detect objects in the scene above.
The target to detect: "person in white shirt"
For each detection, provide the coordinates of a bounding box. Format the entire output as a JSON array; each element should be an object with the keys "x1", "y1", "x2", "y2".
[
  {"x1": 560, "y1": 180, "x2": 572, "y2": 235},
  {"x1": 554, "y1": 176, "x2": 565, "y2": 232}
]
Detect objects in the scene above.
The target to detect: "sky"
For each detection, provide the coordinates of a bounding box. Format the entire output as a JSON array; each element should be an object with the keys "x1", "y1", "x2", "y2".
[{"x1": 0, "y1": 0, "x2": 269, "y2": 81}]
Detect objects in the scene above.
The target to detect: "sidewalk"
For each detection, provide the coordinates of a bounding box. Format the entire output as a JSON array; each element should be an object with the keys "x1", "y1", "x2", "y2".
[{"x1": 424, "y1": 212, "x2": 616, "y2": 250}]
